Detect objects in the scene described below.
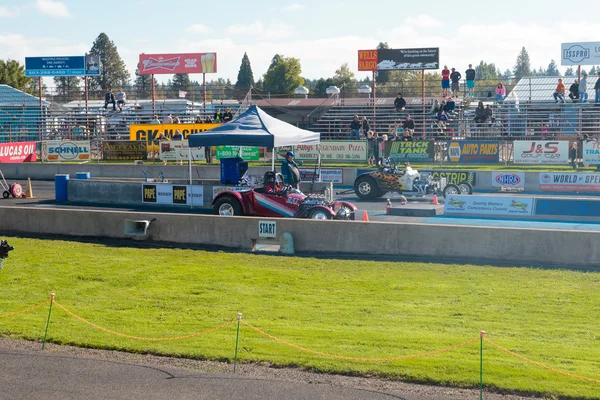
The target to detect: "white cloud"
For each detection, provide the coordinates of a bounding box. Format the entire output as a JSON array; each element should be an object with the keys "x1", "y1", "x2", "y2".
[
  {"x1": 0, "y1": 6, "x2": 19, "y2": 18},
  {"x1": 35, "y1": 0, "x2": 71, "y2": 18},
  {"x1": 405, "y1": 14, "x2": 442, "y2": 29},
  {"x1": 226, "y1": 21, "x2": 294, "y2": 40},
  {"x1": 283, "y1": 3, "x2": 304, "y2": 11},
  {"x1": 185, "y1": 24, "x2": 212, "y2": 34}
]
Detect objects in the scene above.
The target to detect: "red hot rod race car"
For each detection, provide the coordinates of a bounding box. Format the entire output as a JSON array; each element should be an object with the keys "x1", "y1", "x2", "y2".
[{"x1": 212, "y1": 171, "x2": 357, "y2": 220}]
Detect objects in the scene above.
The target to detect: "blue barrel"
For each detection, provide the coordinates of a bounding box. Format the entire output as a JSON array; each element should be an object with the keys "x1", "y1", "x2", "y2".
[
  {"x1": 76, "y1": 172, "x2": 91, "y2": 180},
  {"x1": 55, "y1": 174, "x2": 69, "y2": 202}
]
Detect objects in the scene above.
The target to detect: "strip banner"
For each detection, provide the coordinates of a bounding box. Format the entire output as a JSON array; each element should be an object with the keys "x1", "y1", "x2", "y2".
[
  {"x1": 0, "y1": 142, "x2": 37, "y2": 163},
  {"x1": 299, "y1": 168, "x2": 343, "y2": 183},
  {"x1": 539, "y1": 173, "x2": 600, "y2": 192},
  {"x1": 384, "y1": 141, "x2": 434, "y2": 162},
  {"x1": 142, "y1": 184, "x2": 204, "y2": 205},
  {"x1": 513, "y1": 141, "x2": 569, "y2": 164},
  {"x1": 159, "y1": 141, "x2": 206, "y2": 161},
  {"x1": 491, "y1": 172, "x2": 525, "y2": 189},
  {"x1": 43, "y1": 140, "x2": 90, "y2": 162},
  {"x1": 446, "y1": 141, "x2": 500, "y2": 163},
  {"x1": 444, "y1": 195, "x2": 534, "y2": 216},
  {"x1": 103, "y1": 141, "x2": 147, "y2": 161},
  {"x1": 583, "y1": 141, "x2": 600, "y2": 165},
  {"x1": 422, "y1": 170, "x2": 477, "y2": 187}
]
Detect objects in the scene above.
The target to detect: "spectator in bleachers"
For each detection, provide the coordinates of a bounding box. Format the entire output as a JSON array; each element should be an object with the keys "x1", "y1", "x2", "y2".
[
  {"x1": 569, "y1": 80, "x2": 580, "y2": 103},
  {"x1": 350, "y1": 115, "x2": 361, "y2": 140},
  {"x1": 172, "y1": 130, "x2": 183, "y2": 140},
  {"x1": 444, "y1": 97, "x2": 456, "y2": 114},
  {"x1": 394, "y1": 93, "x2": 406, "y2": 112},
  {"x1": 474, "y1": 102, "x2": 487, "y2": 123},
  {"x1": 465, "y1": 64, "x2": 476, "y2": 98},
  {"x1": 204, "y1": 116, "x2": 213, "y2": 123},
  {"x1": 430, "y1": 99, "x2": 440, "y2": 115},
  {"x1": 450, "y1": 68, "x2": 461, "y2": 97},
  {"x1": 580, "y1": 73, "x2": 588, "y2": 102},
  {"x1": 495, "y1": 83, "x2": 506, "y2": 102},
  {"x1": 553, "y1": 79, "x2": 566, "y2": 103},
  {"x1": 195, "y1": 116, "x2": 203, "y2": 124},
  {"x1": 361, "y1": 116, "x2": 370, "y2": 138},
  {"x1": 484, "y1": 105, "x2": 494, "y2": 124},
  {"x1": 150, "y1": 115, "x2": 160, "y2": 124},
  {"x1": 162, "y1": 114, "x2": 173, "y2": 124},
  {"x1": 214, "y1": 108, "x2": 223, "y2": 122},
  {"x1": 173, "y1": 115, "x2": 181, "y2": 124},
  {"x1": 595, "y1": 72, "x2": 600, "y2": 103},
  {"x1": 402, "y1": 115, "x2": 415, "y2": 140},
  {"x1": 103, "y1": 89, "x2": 116, "y2": 111},
  {"x1": 441, "y1": 65, "x2": 450, "y2": 98},
  {"x1": 223, "y1": 108, "x2": 234, "y2": 122},
  {"x1": 116, "y1": 88, "x2": 126, "y2": 111},
  {"x1": 541, "y1": 123, "x2": 549, "y2": 139},
  {"x1": 436, "y1": 109, "x2": 449, "y2": 130}
]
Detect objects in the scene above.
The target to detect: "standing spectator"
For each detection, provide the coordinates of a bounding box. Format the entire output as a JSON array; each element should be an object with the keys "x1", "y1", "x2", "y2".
[
  {"x1": 570, "y1": 142, "x2": 578, "y2": 169},
  {"x1": 495, "y1": 83, "x2": 506, "y2": 102},
  {"x1": 213, "y1": 108, "x2": 223, "y2": 122},
  {"x1": 450, "y1": 68, "x2": 461, "y2": 97},
  {"x1": 103, "y1": 89, "x2": 116, "y2": 111},
  {"x1": 366, "y1": 131, "x2": 376, "y2": 165},
  {"x1": 223, "y1": 108, "x2": 234, "y2": 122},
  {"x1": 162, "y1": 114, "x2": 173, "y2": 124},
  {"x1": 568, "y1": 80, "x2": 580, "y2": 103},
  {"x1": 172, "y1": 115, "x2": 181, "y2": 124},
  {"x1": 465, "y1": 64, "x2": 476, "y2": 98},
  {"x1": 595, "y1": 72, "x2": 600, "y2": 103},
  {"x1": 349, "y1": 115, "x2": 361, "y2": 140},
  {"x1": 195, "y1": 116, "x2": 203, "y2": 124},
  {"x1": 394, "y1": 92, "x2": 406, "y2": 112},
  {"x1": 553, "y1": 79, "x2": 566, "y2": 103},
  {"x1": 441, "y1": 65, "x2": 451, "y2": 98},
  {"x1": 361, "y1": 116, "x2": 370, "y2": 138},
  {"x1": 116, "y1": 88, "x2": 126, "y2": 111},
  {"x1": 580, "y1": 72, "x2": 588, "y2": 102},
  {"x1": 150, "y1": 115, "x2": 160, "y2": 124}
]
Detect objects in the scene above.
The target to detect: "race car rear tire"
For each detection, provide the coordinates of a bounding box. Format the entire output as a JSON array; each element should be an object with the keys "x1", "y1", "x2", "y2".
[
  {"x1": 354, "y1": 176, "x2": 379, "y2": 200},
  {"x1": 308, "y1": 208, "x2": 332, "y2": 220},
  {"x1": 458, "y1": 181, "x2": 473, "y2": 195},
  {"x1": 443, "y1": 183, "x2": 461, "y2": 197},
  {"x1": 213, "y1": 195, "x2": 244, "y2": 216}
]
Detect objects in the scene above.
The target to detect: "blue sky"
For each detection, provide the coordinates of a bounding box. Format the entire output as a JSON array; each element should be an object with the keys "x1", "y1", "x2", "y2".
[{"x1": 1, "y1": 0, "x2": 599, "y2": 85}]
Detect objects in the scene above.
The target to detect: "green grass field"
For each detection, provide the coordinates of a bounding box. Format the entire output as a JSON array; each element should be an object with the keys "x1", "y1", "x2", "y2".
[{"x1": 1, "y1": 237, "x2": 600, "y2": 399}]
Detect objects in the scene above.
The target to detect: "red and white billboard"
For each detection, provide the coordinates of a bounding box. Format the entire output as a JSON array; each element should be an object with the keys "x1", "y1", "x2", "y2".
[
  {"x1": 0, "y1": 142, "x2": 36, "y2": 163},
  {"x1": 138, "y1": 53, "x2": 217, "y2": 75}
]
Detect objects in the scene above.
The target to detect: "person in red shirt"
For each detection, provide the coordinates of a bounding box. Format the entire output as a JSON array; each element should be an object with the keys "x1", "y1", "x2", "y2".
[{"x1": 441, "y1": 65, "x2": 450, "y2": 98}]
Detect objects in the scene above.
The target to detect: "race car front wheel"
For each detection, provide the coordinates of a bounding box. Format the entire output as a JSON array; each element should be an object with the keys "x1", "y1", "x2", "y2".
[
  {"x1": 213, "y1": 195, "x2": 244, "y2": 216},
  {"x1": 308, "y1": 209, "x2": 332, "y2": 220},
  {"x1": 354, "y1": 176, "x2": 379, "y2": 200}
]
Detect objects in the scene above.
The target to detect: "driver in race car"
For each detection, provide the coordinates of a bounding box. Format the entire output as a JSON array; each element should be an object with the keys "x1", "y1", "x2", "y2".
[{"x1": 281, "y1": 151, "x2": 300, "y2": 189}]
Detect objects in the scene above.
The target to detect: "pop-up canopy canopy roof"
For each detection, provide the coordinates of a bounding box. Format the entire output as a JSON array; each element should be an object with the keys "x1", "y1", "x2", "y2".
[{"x1": 187, "y1": 105, "x2": 320, "y2": 148}]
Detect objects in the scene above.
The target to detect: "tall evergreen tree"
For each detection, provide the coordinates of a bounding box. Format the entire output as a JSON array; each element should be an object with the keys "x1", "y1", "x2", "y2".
[
  {"x1": 262, "y1": 54, "x2": 304, "y2": 95},
  {"x1": 546, "y1": 60, "x2": 560, "y2": 76},
  {"x1": 87, "y1": 33, "x2": 130, "y2": 92},
  {"x1": 53, "y1": 76, "x2": 81, "y2": 102},
  {"x1": 134, "y1": 66, "x2": 157, "y2": 99},
  {"x1": 235, "y1": 52, "x2": 255, "y2": 90},
  {"x1": 513, "y1": 47, "x2": 532, "y2": 80},
  {"x1": 332, "y1": 62, "x2": 357, "y2": 94},
  {"x1": 0, "y1": 59, "x2": 31, "y2": 91}
]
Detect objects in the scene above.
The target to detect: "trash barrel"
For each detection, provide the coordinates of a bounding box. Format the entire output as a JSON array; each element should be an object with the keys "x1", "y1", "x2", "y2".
[
  {"x1": 76, "y1": 172, "x2": 91, "y2": 180},
  {"x1": 55, "y1": 174, "x2": 70, "y2": 202}
]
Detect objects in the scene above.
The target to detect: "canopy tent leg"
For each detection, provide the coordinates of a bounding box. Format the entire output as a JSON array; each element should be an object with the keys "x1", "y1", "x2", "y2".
[
  {"x1": 188, "y1": 147, "x2": 192, "y2": 185},
  {"x1": 271, "y1": 148, "x2": 275, "y2": 171}
]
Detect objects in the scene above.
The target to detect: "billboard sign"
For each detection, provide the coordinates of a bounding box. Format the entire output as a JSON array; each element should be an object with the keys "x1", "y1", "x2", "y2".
[
  {"x1": 444, "y1": 195, "x2": 534, "y2": 217},
  {"x1": 561, "y1": 42, "x2": 600, "y2": 66},
  {"x1": 289, "y1": 141, "x2": 367, "y2": 163},
  {"x1": 513, "y1": 141, "x2": 569, "y2": 164},
  {"x1": 0, "y1": 142, "x2": 37, "y2": 163},
  {"x1": 215, "y1": 146, "x2": 260, "y2": 161},
  {"x1": 384, "y1": 140, "x2": 434, "y2": 162},
  {"x1": 43, "y1": 140, "x2": 90, "y2": 162},
  {"x1": 138, "y1": 52, "x2": 217, "y2": 75},
  {"x1": 536, "y1": 198, "x2": 600, "y2": 217},
  {"x1": 159, "y1": 141, "x2": 206, "y2": 161},
  {"x1": 25, "y1": 56, "x2": 100, "y2": 76},
  {"x1": 583, "y1": 140, "x2": 600, "y2": 164},
  {"x1": 142, "y1": 184, "x2": 204, "y2": 205},
  {"x1": 377, "y1": 48, "x2": 439, "y2": 71},
  {"x1": 446, "y1": 141, "x2": 500, "y2": 163},
  {"x1": 358, "y1": 50, "x2": 378, "y2": 71},
  {"x1": 103, "y1": 141, "x2": 147, "y2": 161},
  {"x1": 539, "y1": 173, "x2": 600, "y2": 192},
  {"x1": 491, "y1": 172, "x2": 525, "y2": 189},
  {"x1": 299, "y1": 168, "x2": 343, "y2": 183},
  {"x1": 129, "y1": 123, "x2": 221, "y2": 152}
]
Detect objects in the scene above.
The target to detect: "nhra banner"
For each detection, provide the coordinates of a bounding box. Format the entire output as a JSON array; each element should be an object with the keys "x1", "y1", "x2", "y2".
[
  {"x1": 447, "y1": 141, "x2": 500, "y2": 163},
  {"x1": 103, "y1": 141, "x2": 147, "y2": 161},
  {"x1": 142, "y1": 184, "x2": 204, "y2": 205},
  {"x1": 138, "y1": 52, "x2": 217, "y2": 74},
  {"x1": 291, "y1": 141, "x2": 367, "y2": 163},
  {"x1": 539, "y1": 173, "x2": 600, "y2": 192},
  {"x1": 583, "y1": 141, "x2": 600, "y2": 165},
  {"x1": 513, "y1": 141, "x2": 569, "y2": 164},
  {"x1": 0, "y1": 142, "x2": 36, "y2": 163},
  {"x1": 43, "y1": 140, "x2": 90, "y2": 162},
  {"x1": 384, "y1": 140, "x2": 434, "y2": 162},
  {"x1": 159, "y1": 141, "x2": 206, "y2": 161}
]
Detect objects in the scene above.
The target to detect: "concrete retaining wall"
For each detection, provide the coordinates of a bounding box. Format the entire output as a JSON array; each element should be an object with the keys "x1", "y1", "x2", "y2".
[{"x1": 1, "y1": 206, "x2": 598, "y2": 267}]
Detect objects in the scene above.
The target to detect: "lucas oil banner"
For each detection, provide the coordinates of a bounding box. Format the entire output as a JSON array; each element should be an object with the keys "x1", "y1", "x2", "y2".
[
  {"x1": 384, "y1": 140, "x2": 434, "y2": 162},
  {"x1": 0, "y1": 142, "x2": 36, "y2": 163}
]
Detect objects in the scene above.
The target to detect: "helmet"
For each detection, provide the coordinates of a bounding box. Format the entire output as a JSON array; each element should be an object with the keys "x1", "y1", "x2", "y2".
[{"x1": 286, "y1": 151, "x2": 295, "y2": 158}]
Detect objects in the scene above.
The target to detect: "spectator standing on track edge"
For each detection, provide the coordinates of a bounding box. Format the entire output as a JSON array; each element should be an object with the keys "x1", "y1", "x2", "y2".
[
  {"x1": 281, "y1": 151, "x2": 300, "y2": 188},
  {"x1": 441, "y1": 65, "x2": 450, "y2": 98},
  {"x1": 394, "y1": 93, "x2": 406, "y2": 112},
  {"x1": 465, "y1": 64, "x2": 476, "y2": 98},
  {"x1": 350, "y1": 115, "x2": 361, "y2": 140},
  {"x1": 570, "y1": 142, "x2": 578, "y2": 169},
  {"x1": 450, "y1": 68, "x2": 461, "y2": 97}
]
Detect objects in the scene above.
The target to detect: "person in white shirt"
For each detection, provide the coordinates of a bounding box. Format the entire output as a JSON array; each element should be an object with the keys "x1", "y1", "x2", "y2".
[
  {"x1": 116, "y1": 88, "x2": 126, "y2": 111},
  {"x1": 150, "y1": 115, "x2": 160, "y2": 124},
  {"x1": 162, "y1": 114, "x2": 173, "y2": 124}
]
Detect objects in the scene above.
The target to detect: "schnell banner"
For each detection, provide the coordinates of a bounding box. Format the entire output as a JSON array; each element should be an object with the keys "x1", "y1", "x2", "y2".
[
  {"x1": 447, "y1": 141, "x2": 500, "y2": 163},
  {"x1": 103, "y1": 141, "x2": 147, "y2": 161},
  {"x1": 385, "y1": 140, "x2": 434, "y2": 162},
  {"x1": 43, "y1": 140, "x2": 91, "y2": 162}
]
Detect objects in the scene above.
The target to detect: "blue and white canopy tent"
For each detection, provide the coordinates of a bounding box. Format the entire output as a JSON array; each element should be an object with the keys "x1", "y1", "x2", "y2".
[{"x1": 187, "y1": 105, "x2": 320, "y2": 170}]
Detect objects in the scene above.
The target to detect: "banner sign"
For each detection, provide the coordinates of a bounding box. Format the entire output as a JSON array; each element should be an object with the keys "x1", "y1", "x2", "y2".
[
  {"x1": 539, "y1": 173, "x2": 600, "y2": 192},
  {"x1": 215, "y1": 146, "x2": 260, "y2": 161},
  {"x1": 536, "y1": 198, "x2": 600, "y2": 217},
  {"x1": 43, "y1": 140, "x2": 90, "y2": 162},
  {"x1": 583, "y1": 141, "x2": 600, "y2": 165},
  {"x1": 0, "y1": 142, "x2": 37, "y2": 163},
  {"x1": 159, "y1": 141, "x2": 206, "y2": 161},
  {"x1": 212, "y1": 186, "x2": 251, "y2": 200},
  {"x1": 358, "y1": 50, "x2": 378, "y2": 71},
  {"x1": 299, "y1": 168, "x2": 343, "y2": 183},
  {"x1": 103, "y1": 141, "x2": 147, "y2": 161},
  {"x1": 445, "y1": 195, "x2": 534, "y2": 217},
  {"x1": 561, "y1": 42, "x2": 600, "y2": 66},
  {"x1": 377, "y1": 48, "x2": 439, "y2": 70},
  {"x1": 384, "y1": 140, "x2": 434, "y2": 162},
  {"x1": 25, "y1": 56, "x2": 100, "y2": 77},
  {"x1": 142, "y1": 184, "x2": 204, "y2": 205},
  {"x1": 130, "y1": 123, "x2": 221, "y2": 151},
  {"x1": 513, "y1": 141, "x2": 569, "y2": 164},
  {"x1": 491, "y1": 172, "x2": 525, "y2": 189},
  {"x1": 447, "y1": 141, "x2": 500, "y2": 163},
  {"x1": 138, "y1": 52, "x2": 217, "y2": 75},
  {"x1": 291, "y1": 141, "x2": 367, "y2": 163}
]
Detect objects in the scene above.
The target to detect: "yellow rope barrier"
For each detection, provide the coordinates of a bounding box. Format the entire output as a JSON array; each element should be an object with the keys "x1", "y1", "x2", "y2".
[
  {"x1": 0, "y1": 300, "x2": 51, "y2": 319},
  {"x1": 53, "y1": 301, "x2": 236, "y2": 341},
  {"x1": 484, "y1": 338, "x2": 600, "y2": 384},
  {"x1": 241, "y1": 321, "x2": 479, "y2": 362}
]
